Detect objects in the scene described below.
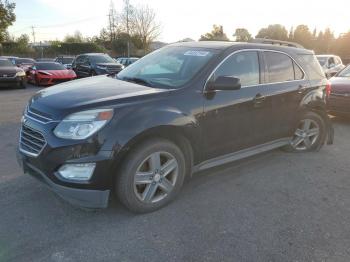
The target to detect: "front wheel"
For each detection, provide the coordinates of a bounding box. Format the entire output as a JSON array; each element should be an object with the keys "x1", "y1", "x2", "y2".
[
  {"x1": 115, "y1": 139, "x2": 186, "y2": 213},
  {"x1": 284, "y1": 111, "x2": 327, "y2": 152}
]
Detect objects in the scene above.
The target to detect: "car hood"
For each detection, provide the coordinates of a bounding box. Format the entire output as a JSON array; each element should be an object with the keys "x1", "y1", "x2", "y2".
[
  {"x1": 37, "y1": 69, "x2": 74, "y2": 77},
  {"x1": 29, "y1": 75, "x2": 169, "y2": 118},
  {"x1": 0, "y1": 66, "x2": 21, "y2": 74},
  {"x1": 330, "y1": 77, "x2": 350, "y2": 94}
]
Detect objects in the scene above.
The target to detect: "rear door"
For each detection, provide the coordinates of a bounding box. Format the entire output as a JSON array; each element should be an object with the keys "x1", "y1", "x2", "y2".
[{"x1": 261, "y1": 50, "x2": 309, "y2": 139}]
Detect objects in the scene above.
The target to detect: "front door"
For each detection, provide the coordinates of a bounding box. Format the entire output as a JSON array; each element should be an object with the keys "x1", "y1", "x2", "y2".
[{"x1": 201, "y1": 50, "x2": 274, "y2": 160}]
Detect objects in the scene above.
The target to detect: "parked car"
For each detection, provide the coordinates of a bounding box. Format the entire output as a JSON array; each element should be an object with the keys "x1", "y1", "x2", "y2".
[
  {"x1": 72, "y1": 53, "x2": 124, "y2": 78},
  {"x1": 316, "y1": 55, "x2": 345, "y2": 78},
  {"x1": 0, "y1": 56, "x2": 19, "y2": 65},
  {"x1": 14, "y1": 58, "x2": 35, "y2": 73},
  {"x1": 0, "y1": 58, "x2": 26, "y2": 88},
  {"x1": 54, "y1": 56, "x2": 75, "y2": 69},
  {"x1": 327, "y1": 65, "x2": 350, "y2": 116},
  {"x1": 27, "y1": 62, "x2": 77, "y2": 86},
  {"x1": 17, "y1": 41, "x2": 333, "y2": 213},
  {"x1": 115, "y1": 57, "x2": 139, "y2": 67}
]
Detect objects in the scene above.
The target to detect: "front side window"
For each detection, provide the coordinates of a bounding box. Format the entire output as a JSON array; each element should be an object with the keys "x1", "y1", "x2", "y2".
[
  {"x1": 213, "y1": 51, "x2": 260, "y2": 86},
  {"x1": 264, "y1": 52, "x2": 295, "y2": 83}
]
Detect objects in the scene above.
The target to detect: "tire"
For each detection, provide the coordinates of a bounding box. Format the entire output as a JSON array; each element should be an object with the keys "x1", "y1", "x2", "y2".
[
  {"x1": 283, "y1": 111, "x2": 327, "y2": 152},
  {"x1": 18, "y1": 80, "x2": 26, "y2": 89},
  {"x1": 35, "y1": 76, "x2": 40, "y2": 86},
  {"x1": 115, "y1": 138, "x2": 186, "y2": 213}
]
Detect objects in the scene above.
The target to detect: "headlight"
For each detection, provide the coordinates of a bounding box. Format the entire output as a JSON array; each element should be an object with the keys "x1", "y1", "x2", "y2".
[
  {"x1": 54, "y1": 109, "x2": 114, "y2": 140},
  {"x1": 16, "y1": 70, "x2": 25, "y2": 77},
  {"x1": 96, "y1": 65, "x2": 107, "y2": 70}
]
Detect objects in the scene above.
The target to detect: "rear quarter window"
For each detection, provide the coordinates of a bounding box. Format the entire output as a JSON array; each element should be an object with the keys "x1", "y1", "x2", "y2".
[{"x1": 297, "y1": 54, "x2": 325, "y2": 80}]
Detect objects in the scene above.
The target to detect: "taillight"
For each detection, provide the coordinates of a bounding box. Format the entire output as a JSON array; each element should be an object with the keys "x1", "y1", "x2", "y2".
[{"x1": 326, "y1": 81, "x2": 332, "y2": 97}]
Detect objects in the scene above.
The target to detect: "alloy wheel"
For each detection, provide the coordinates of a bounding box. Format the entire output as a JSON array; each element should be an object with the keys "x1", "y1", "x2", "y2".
[
  {"x1": 291, "y1": 119, "x2": 320, "y2": 151},
  {"x1": 133, "y1": 151, "x2": 178, "y2": 203}
]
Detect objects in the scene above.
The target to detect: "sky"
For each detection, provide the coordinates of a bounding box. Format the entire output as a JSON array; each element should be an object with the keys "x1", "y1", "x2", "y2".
[{"x1": 8, "y1": 0, "x2": 350, "y2": 43}]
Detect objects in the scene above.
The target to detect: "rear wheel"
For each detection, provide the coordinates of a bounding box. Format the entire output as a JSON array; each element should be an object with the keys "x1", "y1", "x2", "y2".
[
  {"x1": 115, "y1": 139, "x2": 186, "y2": 213},
  {"x1": 284, "y1": 111, "x2": 326, "y2": 152}
]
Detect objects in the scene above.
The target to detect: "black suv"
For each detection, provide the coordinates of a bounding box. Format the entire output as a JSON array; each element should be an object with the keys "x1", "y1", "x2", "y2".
[
  {"x1": 72, "y1": 53, "x2": 124, "y2": 77},
  {"x1": 17, "y1": 41, "x2": 333, "y2": 213}
]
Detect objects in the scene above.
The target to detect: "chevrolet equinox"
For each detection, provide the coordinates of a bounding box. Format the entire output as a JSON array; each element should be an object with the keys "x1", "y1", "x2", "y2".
[{"x1": 17, "y1": 41, "x2": 334, "y2": 213}]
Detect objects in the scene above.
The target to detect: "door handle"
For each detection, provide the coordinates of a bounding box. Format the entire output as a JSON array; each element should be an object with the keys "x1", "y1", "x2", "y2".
[
  {"x1": 253, "y1": 93, "x2": 266, "y2": 106},
  {"x1": 297, "y1": 85, "x2": 308, "y2": 94}
]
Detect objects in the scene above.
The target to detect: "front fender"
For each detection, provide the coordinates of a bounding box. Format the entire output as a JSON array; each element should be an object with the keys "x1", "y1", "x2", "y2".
[{"x1": 105, "y1": 105, "x2": 201, "y2": 153}]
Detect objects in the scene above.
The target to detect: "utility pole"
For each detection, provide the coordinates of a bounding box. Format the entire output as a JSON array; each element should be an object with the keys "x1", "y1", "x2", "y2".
[
  {"x1": 125, "y1": 0, "x2": 130, "y2": 57},
  {"x1": 31, "y1": 26, "x2": 36, "y2": 45}
]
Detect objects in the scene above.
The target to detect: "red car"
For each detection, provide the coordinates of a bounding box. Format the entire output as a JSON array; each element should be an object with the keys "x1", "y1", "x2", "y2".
[{"x1": 27, "y1": 62, "x2": 77, "y2": 86}]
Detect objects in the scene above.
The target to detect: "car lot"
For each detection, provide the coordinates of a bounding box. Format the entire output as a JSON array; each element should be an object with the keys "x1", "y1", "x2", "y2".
[{"x1": 1, "y1": 85, "x2": 350, "y2": 261}]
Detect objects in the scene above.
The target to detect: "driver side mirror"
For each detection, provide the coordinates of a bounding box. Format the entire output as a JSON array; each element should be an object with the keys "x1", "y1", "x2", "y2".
[{"x1": 206, "y1": 76, "x2": 241, "y2": 91}]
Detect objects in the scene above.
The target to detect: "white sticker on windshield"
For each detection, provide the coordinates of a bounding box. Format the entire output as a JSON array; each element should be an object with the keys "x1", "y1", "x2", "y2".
[{"x1": 184, "y1": 51, "x2": 210, "y2": 57}]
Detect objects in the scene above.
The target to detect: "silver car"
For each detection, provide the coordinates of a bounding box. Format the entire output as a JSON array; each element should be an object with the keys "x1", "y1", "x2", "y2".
[{"x1": 316, "y1": 55, "x2": 345, "y2": 78}]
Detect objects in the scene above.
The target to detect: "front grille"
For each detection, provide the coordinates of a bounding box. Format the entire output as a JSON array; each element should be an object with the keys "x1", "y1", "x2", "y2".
[
  {"x1": 106, "y1": 66, "x2": 122, "y2": 74},
  {"x1": 19, "y1": 125, "x2": 46, "y2": 157},
  {"x1": 25, "y1": 107, "x2": 53, "y2": 124},
  {"x1": 54, "y1": 79, "x2": 72, "y2": 84},
  {"x1": 0, "y1": 73, "x2": 15, "y2": 77}
]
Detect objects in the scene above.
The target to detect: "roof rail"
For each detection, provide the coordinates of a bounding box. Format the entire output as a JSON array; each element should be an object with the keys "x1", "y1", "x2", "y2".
[{"x1": 251, "y1": 38, "x2": 304, "y2": 49}]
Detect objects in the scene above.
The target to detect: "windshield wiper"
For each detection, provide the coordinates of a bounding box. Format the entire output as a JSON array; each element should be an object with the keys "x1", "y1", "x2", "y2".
[{"x1": 121, "y1": 77, "x2": 154, "y2": 87}]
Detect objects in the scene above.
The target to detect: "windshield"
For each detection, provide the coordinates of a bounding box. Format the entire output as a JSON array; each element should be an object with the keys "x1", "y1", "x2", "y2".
[
  {"x1": 0, "y1": 59, "x2": 14, "y2": 67},
  {"x1": 16, "y1": 58, "x2": 35, "y2": 64},
  {"x1": 35, "y1": 62, "x2": 66, "y2": 70},
  {"x1": 337, "y1": 66, "x2": 350, "y2": 77},
  {"x1": 117, "y1": 47, "x2": 216, "y2": 88},
  {"x1": 317, "y1": 57, "x2": 327, "y2": 66},
  {"x1": 61, "y1": 57, "x2": 74, "y2": 64},
  {"x1": 90, "y1": 55, "x2": 115, "y2": 64}
]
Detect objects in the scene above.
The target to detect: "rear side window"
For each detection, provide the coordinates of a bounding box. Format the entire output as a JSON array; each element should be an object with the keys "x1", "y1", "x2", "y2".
[
  {"x1": 298, "y1": 54, "x2": 325, "y2": 80},
  {"x1": 214, "y1": 51, "x2": 260, "y2": 87},
  {"x1": 264, "y1": 52, "x2": 294, "y2": 83}
]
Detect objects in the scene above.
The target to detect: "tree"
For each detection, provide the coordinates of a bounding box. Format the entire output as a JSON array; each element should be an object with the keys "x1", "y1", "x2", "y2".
[
  {"x1": 288, "y1": 27, "x2": 294, "y2": 41},
  {"x1": 64, "y1": 31, "x2": 84, "y2": 43},
  {"x1": 256, "y1": 24, "x2": 288, "y2": 40},
  {"x1": 233, "y1": 28, "x2": 252, "y2": 42},
  {"x1": 131, "y1": 5, "x2": 160, "y2": 53},
  {"x1": 199, "y1": 25, "x2": 229, "y2": 41},
  {"x1": 293, "y1": 25, "x2": 312, "y2": 48},
  {"x1": 107, "y1": 1, "x2": 119, "y2": 42},
  {"x1": 0, "y1": 0, "x2": 16, "y2": 43}
]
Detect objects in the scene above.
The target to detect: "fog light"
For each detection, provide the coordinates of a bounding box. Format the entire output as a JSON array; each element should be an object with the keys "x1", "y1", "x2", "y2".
[{"x1": 58, "y1": 163, "x2": 96, "y2": 181}]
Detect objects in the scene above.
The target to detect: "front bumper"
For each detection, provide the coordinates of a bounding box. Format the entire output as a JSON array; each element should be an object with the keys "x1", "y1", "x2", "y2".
[
  {"x1": 0, "y1": 76, "x2": 25, "y2": 87},
  {"x1": 37, "y1": 75, "x2": 76, "y2": 86},
  {"x1": 16, "y1": 113, "x2": 117, "y2": 208},
  {"x1": 17, "y1": 148, "x2": 111, "y2": 208}
]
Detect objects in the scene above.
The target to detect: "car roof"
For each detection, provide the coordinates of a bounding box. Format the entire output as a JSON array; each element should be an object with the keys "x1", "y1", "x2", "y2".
[
  {"x1": 169, "y1": 41, "x2": 312, "y2": 54},
  {"x1": 35, "y1": 62, "x2": 61, "y2": 65},
  {"x1": 81, "y1": 53, "x2": 106, "y2": 56}
]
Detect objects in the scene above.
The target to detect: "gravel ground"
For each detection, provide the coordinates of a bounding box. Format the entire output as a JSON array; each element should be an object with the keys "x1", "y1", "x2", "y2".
[{"x1": 0, "y1": 84, "x2": 350, "y2": 262}]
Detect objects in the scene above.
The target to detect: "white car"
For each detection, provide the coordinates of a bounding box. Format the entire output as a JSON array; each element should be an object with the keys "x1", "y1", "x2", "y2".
[{"x1": 316, "y1": 55, "x2": 345, "y2": 78}]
